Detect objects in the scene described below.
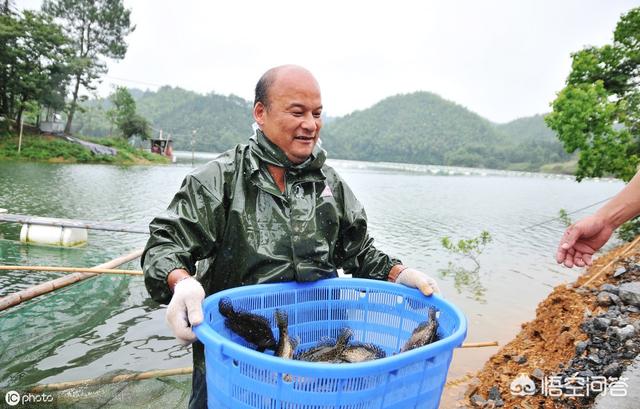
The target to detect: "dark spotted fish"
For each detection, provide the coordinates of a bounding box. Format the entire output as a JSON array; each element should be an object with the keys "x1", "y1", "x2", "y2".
[
  {"x1": 295, "y1": 327, "x2": 353, "y2": 362},
  {"x1": 337, "y1": 342, "x2": 386, "y2": 363},
  {"x1": 275, "y1": 309, "x2": 298, "y2": 359},
  {"x1": 218, "y1": 297, "x2": 277, "y2": 352},
  {"x1": 400, "y1": 307, "x2": 439, "y2": 352}
]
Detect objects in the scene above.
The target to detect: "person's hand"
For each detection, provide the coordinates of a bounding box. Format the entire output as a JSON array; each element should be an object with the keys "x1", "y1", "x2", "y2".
[
  {"x1": 556, "y1": 215, "x2": 615, "y2": 268},
  {"x1": 395, "y1": 268, "x2": 441, "y2": 296},
  {"x1": 166, "y1": 276, "x2": 205, "y2": 344}
]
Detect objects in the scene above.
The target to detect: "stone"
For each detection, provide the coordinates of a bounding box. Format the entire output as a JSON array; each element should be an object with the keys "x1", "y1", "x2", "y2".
[
  {"x1": 600, "y1": 283, "x2": 619, "y2": 295},
  {"x1": 602, "y1": 362, "x2": 622, "y2": 378},
  {"x1": 470, "y1": 393, "x2": 486, "y2": 407},
  {"x1": 618, "y1": 325, "x2": 636, "y2": 341},
  {"x1": 487, "y1": 386, "x2": 504, "y2": 407},
  {"x1": 593, "y1": 317, "x2": 611, "y2": 331},
  {"x1": 606, "y1": 324, "x2": 634, "y2": 342},
  {"x1": 531, "y1": 368, "x2": 545, "y2": 380},
  {"x1": 514, "y1": 355, "x2": 527, "y2": 364},
  {"x1": 579, "y1": 369, "x2": 595, "y2": 378},
  {"x1": 613, "y1": 266, "x2": 627, "y2": 278},
  {"x1": 575, "y1": 341, "x2": 589, "y2": 355},
  {"x1": 487, "y1": 386, "x2": 501, "y2": 400},
  {"x1": 596, "y1": 291, "x2": 621, "y2": 307},
  {"x1": 619, "y1": 282, "x2": 640, "y2": 307}
]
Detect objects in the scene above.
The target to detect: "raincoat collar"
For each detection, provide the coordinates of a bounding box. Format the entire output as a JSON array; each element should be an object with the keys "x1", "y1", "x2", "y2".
[{"x1": 248, "y1": 128, "x2": 326, "y2": 175}]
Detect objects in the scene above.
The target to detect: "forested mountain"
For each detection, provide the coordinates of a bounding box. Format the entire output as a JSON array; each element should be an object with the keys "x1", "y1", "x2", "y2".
[
  {"x1": 321, "y1": 92, "x2": 571, "y2": 170},
  {"x1": 73, "y1": 86, "x2": 254, "y2": 152},
  {"x1": 495, "y1": 114, "x2": 570, "y2": 166},
  {"x1": 73, "y1": 88, "x2": 571, "y2": 170}
]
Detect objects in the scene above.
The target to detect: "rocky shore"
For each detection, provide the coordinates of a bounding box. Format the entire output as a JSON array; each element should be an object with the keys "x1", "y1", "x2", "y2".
[{"x1": 465, "y1": 240, "x2": 640, "y2": 408}]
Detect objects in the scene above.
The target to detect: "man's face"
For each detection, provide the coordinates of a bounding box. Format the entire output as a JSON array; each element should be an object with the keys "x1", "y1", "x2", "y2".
[{"x1": 253, "y1": 69, "x2": 323, "y2": 164}]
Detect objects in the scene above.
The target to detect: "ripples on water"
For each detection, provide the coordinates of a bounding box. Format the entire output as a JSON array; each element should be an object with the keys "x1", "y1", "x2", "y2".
[{"x1": 0, "y1": 155, "x2": 625, "y2": 389}]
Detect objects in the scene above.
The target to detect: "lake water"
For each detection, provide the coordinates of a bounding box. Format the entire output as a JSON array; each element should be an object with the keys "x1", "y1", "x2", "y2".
[{"x1": 0, "y1": 151, "x2": 626, "y2": 405}]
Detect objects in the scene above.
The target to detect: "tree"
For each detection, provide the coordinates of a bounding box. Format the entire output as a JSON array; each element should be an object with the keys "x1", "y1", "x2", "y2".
[
  {"x1": 119, "y1": 113, "x2": 150, "y2": 140},
  {"x1": 42, "y1": 0, "x2": 134, "y2": 134},
  {"x1": 0, "y1": 9, "x2": 71, "y2": 128},
  {"x1": 109, "y1": 86, "x2": 149, "y2": 139},
  {"x1": 109, "y1": 86, "x2": 135, "y2": 127},
  {"x1": 546, "y1": 7, "x2": 640, "y2": 182}
]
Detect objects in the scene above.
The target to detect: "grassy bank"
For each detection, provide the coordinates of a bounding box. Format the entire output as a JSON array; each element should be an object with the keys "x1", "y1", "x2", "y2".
[{"x1": 0, "y1": 132, "x2": 169, "y2": 165}]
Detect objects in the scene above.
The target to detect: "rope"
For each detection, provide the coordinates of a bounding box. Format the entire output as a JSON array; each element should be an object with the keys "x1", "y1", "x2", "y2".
[{"x1": 522, "y1": 195, "x2": 615, "y2": 231}]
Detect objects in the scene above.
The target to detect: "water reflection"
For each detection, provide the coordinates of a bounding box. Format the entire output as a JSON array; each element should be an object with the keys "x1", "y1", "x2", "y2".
[{"x1": 439, "y1": 263, "x2": 487, "y2": 302}]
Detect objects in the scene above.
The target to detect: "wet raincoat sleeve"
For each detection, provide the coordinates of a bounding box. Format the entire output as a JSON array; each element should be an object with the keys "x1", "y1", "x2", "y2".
[
  {"x1": 336, "y1": 178, "x2": 402, "y2": 280},
  {"x1": 142, "y1": 173, "x2": 223, "y2": 305}
]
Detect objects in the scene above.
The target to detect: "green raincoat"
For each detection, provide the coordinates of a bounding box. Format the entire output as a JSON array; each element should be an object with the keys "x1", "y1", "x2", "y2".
[{"x1": 142, "y1": 129, "x2": 402, "y2": 305}]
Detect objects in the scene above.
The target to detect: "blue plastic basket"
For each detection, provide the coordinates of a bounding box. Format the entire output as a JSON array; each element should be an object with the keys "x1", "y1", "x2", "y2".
[{"x1": 194, "y1": 278, "x2": 467, "y2": 409}]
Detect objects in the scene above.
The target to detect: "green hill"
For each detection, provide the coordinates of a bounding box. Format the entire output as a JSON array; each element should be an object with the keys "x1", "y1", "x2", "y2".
[
  {"x1": 494, "y1": 114, "x2": 571, "y2": 167},
  {"x1": 321, "y1": 92, "x2": 571, "y2": 170},
  {"x1": 73, "y1": 86, "x2": 253, "y2": 152},
  {"x1": 73, "y1": 88, "x2": 571, "y2": 171}
]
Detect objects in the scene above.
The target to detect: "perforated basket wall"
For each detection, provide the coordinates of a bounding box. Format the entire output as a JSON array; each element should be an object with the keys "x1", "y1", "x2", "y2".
[{"x1": 194, "y1": 278, "x2": 467, "y2": 409}]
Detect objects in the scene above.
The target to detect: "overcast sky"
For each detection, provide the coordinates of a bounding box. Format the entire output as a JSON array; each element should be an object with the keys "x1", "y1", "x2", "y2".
[{"x1": 17, "y1": 0, "x2": 640, "y2": 123}]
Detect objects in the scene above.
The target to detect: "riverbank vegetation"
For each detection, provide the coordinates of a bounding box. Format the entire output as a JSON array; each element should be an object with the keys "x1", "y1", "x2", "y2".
[{"x1": 0, "y1": 132, "x2": 168, "y2": 165}]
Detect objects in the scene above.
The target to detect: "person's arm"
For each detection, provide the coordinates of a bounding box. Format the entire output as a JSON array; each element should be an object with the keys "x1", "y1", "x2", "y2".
[
  {"x1": 142, "y1": 173, "x2": 222, "y2": 304},
  {"x1": 557, "y1": 170, "x2": 640, "y2": 267},
  {"x1": 142, "y1": 173, "x2": 224, "y2": 344},
  {"x1": 593, "y1": 170, "x2": 640, "y2": 228}
]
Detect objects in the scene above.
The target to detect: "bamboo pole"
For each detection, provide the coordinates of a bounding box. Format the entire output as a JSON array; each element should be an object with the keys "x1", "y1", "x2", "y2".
[
  {"x1": 459, "y1": 341, "x2": 498, "y2": 348},
  {"x1": 0, "y1": 213, "x2": 148, "y2": 234},
  {"x1": 0, "y1": 247, "x2": 144, "y2": 312},
  {"x1": 0, "y1": 265, "x2": 142, "y2": 275},
  {"x1": 30, "y1": 367, "x2": 193, "y2": 393},
  {"x1": 581, "y1": 234, "x2": 640, "y2": 288},
  {"x1": 29, "y1": 339, "x2": 497, "y2": 393}
]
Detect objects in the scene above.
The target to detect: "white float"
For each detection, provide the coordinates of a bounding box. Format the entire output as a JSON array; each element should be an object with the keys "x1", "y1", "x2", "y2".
[{"x1": 20, "y1": 219, "x2": 88, "y2": 247}]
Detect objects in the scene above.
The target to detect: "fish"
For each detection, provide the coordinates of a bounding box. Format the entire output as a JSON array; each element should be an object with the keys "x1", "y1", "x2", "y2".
[
  {"x1": 337, "y1": 342, "x2": 386, "y2": 363},
  {"x1": 275, "y1": 309, "x2": 298, "y2": 360},
  {"x1": 295, "y1": 327, "x2": 353, "y2": 362},
  {"x1": 400, "y1": 307, "x2": 439, "y2": 353},
  {"x1": 218, "y1": 297, "x2": 277, "y2": 352}
]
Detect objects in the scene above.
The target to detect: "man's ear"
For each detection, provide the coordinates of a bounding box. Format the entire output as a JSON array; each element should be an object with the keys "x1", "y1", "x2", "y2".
[{"x1": 253, "y1": 102, "x2": 266, "y2": 126}]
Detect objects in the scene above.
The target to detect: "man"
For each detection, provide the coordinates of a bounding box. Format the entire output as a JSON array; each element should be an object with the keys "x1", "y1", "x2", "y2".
[
  {"x1": 142, "y1": 65, "x2": 439, "y2": 408},
  {"x1": 557, "y1": 169, "x2": 640, "y2": 268}
]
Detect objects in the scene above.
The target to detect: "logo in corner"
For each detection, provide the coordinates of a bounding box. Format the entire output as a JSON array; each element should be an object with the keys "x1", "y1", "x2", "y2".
[
  {"x1": 5, "y1": 390, "x2": 20, "y2": 406},
  {"x1": 510, "y1": 374, "x2": 536, "y2": 396}
]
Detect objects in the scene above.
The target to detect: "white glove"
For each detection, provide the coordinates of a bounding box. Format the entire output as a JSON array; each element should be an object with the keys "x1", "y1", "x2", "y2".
[
  {"x1": 165, "y1": 276, "x2": 205, "y2": 345},
  {"x1": 395, "y1": 268, "x2": 441, "y2": 296}
]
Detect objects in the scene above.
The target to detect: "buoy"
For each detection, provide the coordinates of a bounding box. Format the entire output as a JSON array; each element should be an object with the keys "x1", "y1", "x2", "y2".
[{"x1": 20, "y1": 219, "x2": 88, "y2": 247}]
